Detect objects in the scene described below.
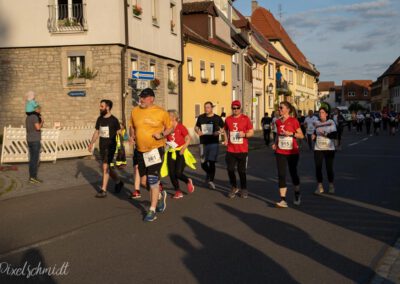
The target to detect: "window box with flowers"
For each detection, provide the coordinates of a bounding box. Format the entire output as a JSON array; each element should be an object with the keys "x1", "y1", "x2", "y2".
[
  {"x1": 68, "y1": 67, "x2": 98, "y2": 85},
  {"x1": 201, "y1": 78, "x2": 209, "y2": 84},
  {"x1": 188, "y1": 75, "x2": 196, "y2": 82},
  {"x1": 168, "y1": 80, "x2": 177, "y2": 93},
  {"x1": 150, "y1": 78, "x2": 160, "y2": 89},
  {"x1": 211, "y1": 79, "x2": 218, "y2": 85},
  {"x1": 221, "y1": 81, "x2": 228, "y2": 86},
  {"x1": 132, "y1": 4, "x2": 142, "y2": 17}
]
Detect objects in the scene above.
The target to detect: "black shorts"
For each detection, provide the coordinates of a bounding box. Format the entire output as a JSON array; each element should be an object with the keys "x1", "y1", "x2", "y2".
[
  {"x1": 133, "y1": 148, "x2": 140, "y2": 166},
  {"x1": 136, "y1": 147, "x2": 165, "y2": 177},
  {"x1": 100, "y1": 142, "x2": 116, "y2": 165}
]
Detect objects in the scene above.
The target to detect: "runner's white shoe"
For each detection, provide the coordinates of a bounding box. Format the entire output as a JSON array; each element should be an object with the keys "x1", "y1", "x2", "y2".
[
  {"x1": 276, "y1": 200, "x2": 288, "y2": 208},
  {"x1": 314, "y1": 184, "x2": 324, "y2": 195}
]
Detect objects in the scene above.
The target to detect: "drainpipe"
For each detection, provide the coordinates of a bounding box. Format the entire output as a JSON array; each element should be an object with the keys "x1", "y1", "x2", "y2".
[
  {"x1": 179, "y1": 0, "x2": 184, "y2": 119},
  {"x1": 121, "y1": 0, "x2": 129, "y2": 126}
]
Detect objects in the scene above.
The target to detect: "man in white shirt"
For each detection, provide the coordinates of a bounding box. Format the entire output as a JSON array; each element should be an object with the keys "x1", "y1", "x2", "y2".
[{"x1": 304, "y1": 110, "x2": 318, "y2": 150}]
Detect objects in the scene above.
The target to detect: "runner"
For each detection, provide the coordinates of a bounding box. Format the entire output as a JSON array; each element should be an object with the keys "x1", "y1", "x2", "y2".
[
  {"x1": 271, "y1": 111, "x2": 279, "y2": 142},
  {"x1": 313, "y1": 106, "x2": 337, "y2": 195},
  {"x1": 88, "y1": 100, "x2": 124, "y2": 197},
  {"x1": 26, "y1": 104, "x2": 43, "y2": 184},
  {"x1": 304, "y1": 110, "x2": 317, "y2": 150},
  {"x1": 365, "y1": 111, "x2": 372, "y2": 136},
  {"x1": 389, "y1": 115, "x2": 396, "y2": 136},
  {"x1": 161, "y1": 110, "x2": 195, "y2": 199},
  {"x1": 223, "y1": 100, "x2": 254, "y2": 199},
  {"x1": 356, "y1": 111, "x2": 364, "y2": 133},
  {"x1": 261, "y1": 112, "x2": 272, "y2": 145},
  {"x1": 129, "y1": 88, "x2": 173, "y2": 222},
  {"x1": 272, "y1": 101, "x2": 304, "y2": 208},
  {"x1": 332, "y1": 108, "x2": 345, "y2": 149},
  {"x1": 373, "y1": 113, "x2": 381, "y2": 136},
  {"x1": 195, "y1": 101, "x2": 224, "y2": 190}
]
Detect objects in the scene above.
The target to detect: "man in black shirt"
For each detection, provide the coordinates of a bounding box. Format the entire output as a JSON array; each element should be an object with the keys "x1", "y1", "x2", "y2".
[
  {"x1": 88, "y1": 99, "x2": 124, "y2": 197},
  {"x1": 195, "y1": 101, "x2": 224, "y2": 189},
  {"x1": 261, "y1": 112, "x2": 272, "y2": 145}
]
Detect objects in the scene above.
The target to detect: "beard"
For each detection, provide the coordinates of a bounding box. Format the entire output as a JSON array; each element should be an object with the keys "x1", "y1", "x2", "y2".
[{"x1": 100, "y1": 110, "x2": 108, "y2": 116}]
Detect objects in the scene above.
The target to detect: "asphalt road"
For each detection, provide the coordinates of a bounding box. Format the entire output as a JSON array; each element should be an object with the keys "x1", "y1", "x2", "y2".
[{"x1": 0, "y1": 129, "x2": 399, "y2": 284}]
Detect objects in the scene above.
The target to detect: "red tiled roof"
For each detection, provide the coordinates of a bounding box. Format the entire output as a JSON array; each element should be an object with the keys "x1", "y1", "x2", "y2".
[
  {"x1": 248, "y1": 47, "x2": 267, "y2": 63},
  {"x1": 183, "y1": 25, "x2": 236, "y2": 55},
  {"x1": 342, "y1": 80, "x2": 373, "y2": 90},
  {"x1": 251, "y1": 7, "x2": 318, "y2": 75},
  {"x1": 380, "y1": 56, "x2": 400, "y2": 78},
  {"x1": 318, "y1": 81, "x2": 335, "y2": 92},
  {"x1": 232, "y1": 6, "x2": 250, "y2": 29}
]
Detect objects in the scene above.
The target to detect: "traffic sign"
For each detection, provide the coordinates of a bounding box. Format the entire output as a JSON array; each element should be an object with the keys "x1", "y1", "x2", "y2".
[{"x1": 132, "y1": 70, "x2": 154, "y2": 80}]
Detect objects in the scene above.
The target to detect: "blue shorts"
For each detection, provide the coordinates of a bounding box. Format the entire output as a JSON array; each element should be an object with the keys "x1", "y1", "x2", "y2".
[{"x1": 199, "y1": 143, "x2": 219, "y2": 163}]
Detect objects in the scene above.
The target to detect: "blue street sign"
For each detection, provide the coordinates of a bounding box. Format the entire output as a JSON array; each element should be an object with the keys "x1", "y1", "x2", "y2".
[
  {"x1": 132, "y1": 70, "x2": 155, "y2": 80},
  {"x1": 68, "y1": 90, "x2": 86, "y2": 97}
]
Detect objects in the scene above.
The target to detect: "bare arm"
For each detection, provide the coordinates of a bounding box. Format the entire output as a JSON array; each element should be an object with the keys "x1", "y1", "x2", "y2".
[{"x1": 88, "y1": 130, "x2": 99, "y2": 152}]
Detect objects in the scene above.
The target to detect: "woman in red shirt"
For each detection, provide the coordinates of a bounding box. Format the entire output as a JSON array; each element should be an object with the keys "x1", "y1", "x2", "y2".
[
  {"x1": 272, "y1": 101, "x2": 305, "y2": 208},
  {"x1": 166, "y1": 110, "x2": 195, "y2": 199}
]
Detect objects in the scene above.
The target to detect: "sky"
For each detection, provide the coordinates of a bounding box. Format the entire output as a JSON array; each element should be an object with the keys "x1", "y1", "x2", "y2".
[{"x1": 233, "y1": 0, "x2": 400, "y2": 85}]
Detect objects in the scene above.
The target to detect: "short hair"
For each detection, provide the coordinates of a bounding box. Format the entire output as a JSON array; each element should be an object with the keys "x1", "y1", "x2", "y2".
[
  {"x1": 167, "y1": 109, "x2": 180, "y2": 121},
  {"x1": 265, "y1": 112, "x2": 269, "y2": 116},
  {"x1": 204, "y1": 101, "x2": 214, "y2": 108},
  {"x1": 100, "y1": 99, "x2": 113, "y2": 110}
]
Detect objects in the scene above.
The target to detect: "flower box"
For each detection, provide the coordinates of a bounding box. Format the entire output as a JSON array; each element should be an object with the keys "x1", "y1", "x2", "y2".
[{"x1": 221, "y1": 81, "x2": 228, "y2": 86}]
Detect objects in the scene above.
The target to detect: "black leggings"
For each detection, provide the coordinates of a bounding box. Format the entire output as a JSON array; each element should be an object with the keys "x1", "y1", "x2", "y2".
[
  {"x1": 314, "y1": 151, "x2": 335, "y2": 183},
  {"x1": 167, "y1": 152, "x2": 189, "y2": 191},
  {"x1": 263, "y1": 130, "x2": 271, "y2": 145},
  {"x1": 225, "y1": 152, "x2": 248, "y2": 189},
  {"x1": 306, "y1": 134, "x2": 313, "y2": 150},
  {"x1": 276, "y1": 153, "x2": 300, "y2": 189},
  {"x1": 201, "y1": 161, "x2": 216, "y2": 182},
  {"x1": 337, "y1": 127, "x2": 343, "y2": 146}
]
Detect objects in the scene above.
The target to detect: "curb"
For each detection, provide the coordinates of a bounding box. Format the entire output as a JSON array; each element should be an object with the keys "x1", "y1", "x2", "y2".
[{"x1": 371, "y1": 237, "x2": 400, "y2": 283}]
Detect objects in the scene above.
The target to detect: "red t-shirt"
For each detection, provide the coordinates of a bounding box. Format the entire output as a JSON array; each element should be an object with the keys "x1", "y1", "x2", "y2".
[
  {"x1": 166, "y1": 123, "x2": 189, "y2": 147},
  {"x1": 275, "y1": 117, "x2": 300, "y2": 155},
  {"x1": 224, "y1": 114, "x2": 253, "y2": 153}
]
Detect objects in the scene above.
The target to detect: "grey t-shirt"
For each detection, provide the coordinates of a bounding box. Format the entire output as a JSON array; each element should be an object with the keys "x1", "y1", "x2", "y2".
[{"x1": 26, "y1": 114, "x2": 41, "y2": 142}]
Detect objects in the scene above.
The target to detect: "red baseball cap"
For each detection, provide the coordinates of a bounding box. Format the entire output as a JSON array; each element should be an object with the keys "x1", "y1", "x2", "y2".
[{"x1": 231, "y1": 100, "x2": 241, "y2": 108}]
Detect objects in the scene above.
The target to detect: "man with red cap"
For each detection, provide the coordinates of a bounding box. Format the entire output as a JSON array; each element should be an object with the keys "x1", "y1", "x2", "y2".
[{"x1": 223, "y1": 100, "x2": 254, "y2": 198}]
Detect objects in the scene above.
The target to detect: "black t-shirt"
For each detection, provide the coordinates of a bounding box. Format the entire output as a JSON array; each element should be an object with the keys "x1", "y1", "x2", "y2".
[
  {"x1": 196, "y1": 113, "x2": 224, "y2": 144},
  {"x1": 261, "y1": 117, "x2": 272, "y2": 125},
  {"x1": 95, "y1": 115, "x2": 120, "y2": 148}
]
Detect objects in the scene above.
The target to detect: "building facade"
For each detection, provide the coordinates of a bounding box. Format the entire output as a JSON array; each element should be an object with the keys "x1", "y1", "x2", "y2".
[{"x1": 342, "y1": 80, "x2": 372, "y2": 109}]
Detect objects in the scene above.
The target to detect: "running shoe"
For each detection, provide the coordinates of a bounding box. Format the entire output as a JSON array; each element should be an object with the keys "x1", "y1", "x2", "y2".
[
  {"x1": 240, "y1": 189, "x2": 249, "y2": 199},
  {"x1": 156, "y1": 190, "x2": 167, "y2": 212},
  {"x1": 187, "y1": 178, "x2": 195, "y2": 193},
  {"x1": 114, "y1": 181, "x2": 124, "y2": 193},
  {"x1": 130, "y1": 190, "x2": 141, "y2": 199},
  {"x1": 173, "y1": 190, "x2": 184, "y2": 199},
  {"x1": 228, "y1": 187, "x2": 239, "y2": 198},
  {"x1": 29, "y1": 177, "x2": 43, "y2": 184},
  {"x1": 314, "y1": 184, "x2": 324, "y2": 195},
  {"x1": 144, "y1": 211, "x2": 157, "y2": 222},
  {"x1": 275, "y1": 200, "x2": 288, "y2": 208},
  {"x1": 95, "y1": 190, "x2": 107, "y2": 198},
  {"x1": 208, "y1": 181, "x2": 216, "y2": 190},
  {"x1": 293, "y1": 193, "x2": 301, "y2": 206},
  {"x1": 328, "y1": 184, "x2": 335, "y2": 194}
]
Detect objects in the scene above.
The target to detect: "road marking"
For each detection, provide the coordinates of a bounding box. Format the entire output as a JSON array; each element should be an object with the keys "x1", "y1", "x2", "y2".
[{"x1": 348, "y1": 137, "x2": 369, "y2": 147}]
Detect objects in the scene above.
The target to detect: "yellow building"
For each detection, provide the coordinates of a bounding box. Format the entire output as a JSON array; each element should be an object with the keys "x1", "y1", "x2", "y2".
[{"x1": 182, "y1": 24, "x2": 235, "y2": 143}]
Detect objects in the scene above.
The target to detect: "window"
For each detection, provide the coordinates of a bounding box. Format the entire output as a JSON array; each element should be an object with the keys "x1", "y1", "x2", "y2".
[
  {"x1": 131, "y1": 55, "x2": 138, "y2": 72},
  {"x1": 170, "y1": 2, "x2": 176, "y2": 33},
  {"x1": 301, "y1": 72, "x2": 306, "y2": 86},
  {"x1": 269, "y1": 95, "x2": 273, "y2": 108},
  {"x1": 348, "y1": 91, "x2": 356, "y2": 97},
  {"x1": 68, "y1": 55, "x2": 85, "y2": 78},
  {"x1": 221, "y1": 65, "x2": 226, "y2": 82},
  {"x1": 151, "y1": 0, "x2": 158, "y2": 25},
  {"x1": 187, "y1": 57, "x2": 193, "y2": 77},
  {"x1": 168, "y1": 65, "x2": 175, "y2": 82},
  {"x1": 150, "y1": 59, "x2": 156, "y2": 76},
  {"x1": 195, "y1": 104, "x2": 201, "y2": 118},
  {"x1": 210, "y1": 63, "x2": 215, "y2": 81},
  {"x1": 268, "y1": 63, "x2": 274, "y2": 79},
  {"x1": 245, "y1": 64, "x2": 252, "y2": 82},
  {"x1": 200, "y1": 60, "x2": 206, "y2": 79},
  {"x1": 289, "y1": 70, "x2": 293, "y2": 84},
  {"x1": 364, "y1": 89, "x2": 369, "y2": 96},
  {"x1": 208, "y1": 15, "x2": 213, "y2": 38},
  {"x1": 232, "y1": 88, "x2": 237, "y2": 101}
]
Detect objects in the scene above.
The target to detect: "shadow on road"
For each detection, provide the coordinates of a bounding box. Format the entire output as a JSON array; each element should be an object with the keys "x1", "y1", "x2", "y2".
[{"x1": 170, "y1": 216, "x2": 299, "y2": 284}]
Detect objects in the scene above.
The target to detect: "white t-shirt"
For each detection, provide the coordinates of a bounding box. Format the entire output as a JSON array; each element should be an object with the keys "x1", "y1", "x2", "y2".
[
  {"x1": 304, "y1": 116, "x2": 318, "y2": 134},
  {"x1": 314, "y1": 119, "x2": 337, "y2": 151}
]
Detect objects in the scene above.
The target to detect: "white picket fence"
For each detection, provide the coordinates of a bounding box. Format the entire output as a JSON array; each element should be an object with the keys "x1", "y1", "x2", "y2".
[{"x1": 1, "y1": 125, "x2": 94, "y2": 164}]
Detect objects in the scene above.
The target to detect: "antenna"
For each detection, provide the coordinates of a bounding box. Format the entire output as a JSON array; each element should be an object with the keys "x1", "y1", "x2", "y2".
[{"x1": 278, "y1": 4, "x2": 284, "y2": 29}]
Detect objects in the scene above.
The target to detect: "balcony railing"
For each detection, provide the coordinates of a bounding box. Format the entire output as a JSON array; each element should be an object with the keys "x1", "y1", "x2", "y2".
[{"x1": 47, "y1": 4, "x2": 87, "y2": 33}]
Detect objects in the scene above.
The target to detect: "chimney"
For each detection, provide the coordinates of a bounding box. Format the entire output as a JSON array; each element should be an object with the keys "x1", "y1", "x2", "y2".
[{"x1": 251, "y1": 0, "x2": 258, "y2": 13}]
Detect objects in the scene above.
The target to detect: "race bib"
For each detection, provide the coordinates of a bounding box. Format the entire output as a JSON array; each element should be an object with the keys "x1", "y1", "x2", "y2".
[
  {"x1": 99, "y1": 126, "x2": 110, "y2": 138},
  {"x1": 166, "y1": 141, "x2": 178, "y2": 149},
  {"x1": 316, "y1": 136, "x2": 331, "y2": 150},
  {"x1": 307, "y1": 124, "x2": 315, "y2": 131},
  {"x1": 263, "y1": 124, "x2": 270, "y2": 130},
  {"x1": 143, "y1": 148, "x2": 162, "y2": 167},
  {"x1": 230, "y1": 132, "x2": 243, "y2": 144},
  {"x1": 278, "y1": 136, "x2": 293, "y2": 150},
  {"x1": 201, "y1": 124, "x2": 213, "y2": 135}
]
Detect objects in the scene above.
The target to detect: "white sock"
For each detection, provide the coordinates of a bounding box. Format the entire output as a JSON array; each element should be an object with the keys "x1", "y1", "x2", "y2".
[{"x1": 149, "y1": 207, "x2": 156, "y2": 212}]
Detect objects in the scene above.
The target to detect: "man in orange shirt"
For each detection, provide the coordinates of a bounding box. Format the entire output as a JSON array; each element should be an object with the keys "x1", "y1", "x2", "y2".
[{"x1": 129, "y1": 88, "x2": 173, "y2": 222}]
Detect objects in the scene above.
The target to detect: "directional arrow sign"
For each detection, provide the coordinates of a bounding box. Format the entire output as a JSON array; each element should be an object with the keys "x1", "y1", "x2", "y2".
[{"x1": 132, "y1": 70, "x2": 155, "y2": 80}]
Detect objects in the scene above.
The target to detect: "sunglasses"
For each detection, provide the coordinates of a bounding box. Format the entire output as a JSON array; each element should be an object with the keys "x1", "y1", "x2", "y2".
[
  {"x1": 232, "y1": 107, "x2": 240, "y2": 110},
  {"x1": 279, "y1": 106, "x2": 284, "y2": 110}
]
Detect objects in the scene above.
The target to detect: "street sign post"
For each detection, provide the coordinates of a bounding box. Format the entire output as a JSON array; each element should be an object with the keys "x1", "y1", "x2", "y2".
[{"x1": 132, "y1": 71, "x2": 155, "y2": 80}]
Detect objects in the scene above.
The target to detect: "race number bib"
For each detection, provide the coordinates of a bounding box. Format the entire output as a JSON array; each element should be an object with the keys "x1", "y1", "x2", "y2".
[
  {"x1": 143, "y1": 148, "x2": 162, "y2": 167},
  {"x1": 278, "y1": 136, "x2": 293, "y2": 150},
  {"x1": 166, "y1": 141, "x2": 178, "y2": 149},
  {"x1": 307, "y1": 124, "x2": 315, "y2": 131},
  {"x1": 316, "y1": 136, "x2": 331, "y2": 150},
  {"x1": 201, "y1": 124, "x2": 213, "y2": 135},
  {"x1": 99, "y1": 126, "x2": 110, "y2": 138},
  {"x1": 230, "y1": 132, "x2": 243, "y2": 144},
  {"x1": 263, "y1": 124, "x2": 270, "y2": 130}
]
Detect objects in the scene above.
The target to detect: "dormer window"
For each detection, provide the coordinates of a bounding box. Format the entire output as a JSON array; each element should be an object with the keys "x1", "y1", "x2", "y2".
[{"x1": 208, "y1": 15, "x2": 213, "y2": 38}]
